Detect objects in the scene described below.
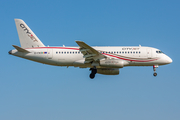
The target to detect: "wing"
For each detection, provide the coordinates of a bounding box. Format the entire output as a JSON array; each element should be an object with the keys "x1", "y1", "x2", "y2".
[{"x1": 76, "y1": 41, "x2": 106, "y2": 63}]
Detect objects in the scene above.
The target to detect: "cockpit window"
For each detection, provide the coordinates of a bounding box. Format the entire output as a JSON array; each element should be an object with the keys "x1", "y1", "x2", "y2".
[{"x1": 156, "y1": 51, "x2": 163, "y2": 54}]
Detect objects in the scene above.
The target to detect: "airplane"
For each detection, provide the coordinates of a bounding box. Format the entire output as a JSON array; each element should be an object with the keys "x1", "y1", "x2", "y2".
[{"x1": 9, "y1": 19, "x2": 172, "y2": 79}]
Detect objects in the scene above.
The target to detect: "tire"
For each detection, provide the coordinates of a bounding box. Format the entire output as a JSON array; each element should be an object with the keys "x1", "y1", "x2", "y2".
[
  {"x1": 90, "y1": 73, "x2": 95, "y2": 79},
  {"x1": 153, "y1": 73, "x2": 157, "y2": 77}
]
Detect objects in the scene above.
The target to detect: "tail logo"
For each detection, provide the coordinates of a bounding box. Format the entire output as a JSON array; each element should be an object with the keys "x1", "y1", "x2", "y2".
[{"x1": 20, "y1": 24, "x2": 38, "y2": 42}]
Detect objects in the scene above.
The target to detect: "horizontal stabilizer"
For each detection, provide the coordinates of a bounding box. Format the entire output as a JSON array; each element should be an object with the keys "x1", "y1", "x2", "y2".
[{"x1": 12, "y1": 45, "x2": 30, "y2": 53}]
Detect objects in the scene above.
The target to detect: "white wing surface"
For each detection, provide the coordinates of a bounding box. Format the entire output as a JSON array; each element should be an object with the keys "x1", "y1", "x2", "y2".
[{"x1": 76, "y1": 41, "x2": 106, "y2": 63}]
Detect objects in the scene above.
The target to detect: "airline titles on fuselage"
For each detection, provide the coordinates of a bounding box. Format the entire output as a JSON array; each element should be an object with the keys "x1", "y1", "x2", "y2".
[{"x1": 122, "y1": 48, "x2": 140, "y2": 50}]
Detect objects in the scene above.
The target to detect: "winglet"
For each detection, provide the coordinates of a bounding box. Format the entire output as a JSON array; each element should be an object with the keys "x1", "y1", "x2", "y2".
[{"x1": 12, "y1": 45, "x2": 30, "y2": 53}]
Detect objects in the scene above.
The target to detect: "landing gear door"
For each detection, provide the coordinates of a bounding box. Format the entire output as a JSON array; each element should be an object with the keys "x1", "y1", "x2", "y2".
[
  {"x1": 147, "y1": 49, "x2": 152, "y2": 59},
  {"x1": 47, "y1": 49, "x2": 53, "y2": 59}
]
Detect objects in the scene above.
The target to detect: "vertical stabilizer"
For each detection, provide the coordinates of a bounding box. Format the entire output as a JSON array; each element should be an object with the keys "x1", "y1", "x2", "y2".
[{"x1": 14, "y1": 19, "x2": 45, "y2": 48}]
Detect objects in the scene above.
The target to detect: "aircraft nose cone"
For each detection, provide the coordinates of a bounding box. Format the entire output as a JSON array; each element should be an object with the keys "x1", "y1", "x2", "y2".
[{"x1": 166, "y1": 56, "x2": 173, "y2": 64}]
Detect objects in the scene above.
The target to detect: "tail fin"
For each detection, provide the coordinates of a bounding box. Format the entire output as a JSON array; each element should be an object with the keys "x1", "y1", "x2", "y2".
[{"x1": 14, "y1": 19, "x2": 45, "y2": 48}]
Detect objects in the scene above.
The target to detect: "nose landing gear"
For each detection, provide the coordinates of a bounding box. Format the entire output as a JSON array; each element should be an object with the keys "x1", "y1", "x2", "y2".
[
  {"x1": 153, "y1": 65, "x2": 158, "y2": 77},
  {"x1": 89, "y1": 67, "x2": 97, "y2": 79}
]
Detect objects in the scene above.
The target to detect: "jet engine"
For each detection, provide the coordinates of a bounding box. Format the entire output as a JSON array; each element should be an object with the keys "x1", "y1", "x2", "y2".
[
  {"x1": 100, "y1": 59, "x2": 129, "y2": 68},
  {"x1": 97, "y1": 68, "x2": 119, "y2": 75}
]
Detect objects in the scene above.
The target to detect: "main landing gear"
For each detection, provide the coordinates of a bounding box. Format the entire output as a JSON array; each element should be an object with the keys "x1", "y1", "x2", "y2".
[
  {"x1": 89, "y1": 67, "x2": 97, "y2": 79},
  {"x1": 153, "y1": 65, "x2": 158, "y2": 77}
]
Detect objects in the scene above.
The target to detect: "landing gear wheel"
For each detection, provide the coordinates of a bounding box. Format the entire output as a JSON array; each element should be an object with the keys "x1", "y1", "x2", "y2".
[
  {"x1": 89, "y1": 66, "x2": 97, "y2": 79},
  {"x1": 153, "y1": 65, "x2": 158, "y2": 77},
  {"x1": 90, "y1": 73, "x2": 95, "y2": 79},
  {"x1": 153, "y1": 72, "x2": 157, "y2": 77}
]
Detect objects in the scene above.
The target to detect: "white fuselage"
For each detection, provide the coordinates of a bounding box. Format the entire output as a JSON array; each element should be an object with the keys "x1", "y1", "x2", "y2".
[
  {"x1": 10, "y1": 46, "x2": 172, "y2": 68},
  {"x1": 10, "y1": 19, "x2": 173, "y2": 78}
]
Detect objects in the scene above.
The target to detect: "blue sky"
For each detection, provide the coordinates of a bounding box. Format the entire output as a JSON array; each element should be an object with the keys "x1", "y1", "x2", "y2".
[{"x1": 1, "y1": 0, "x2": 180, "y2": 120}]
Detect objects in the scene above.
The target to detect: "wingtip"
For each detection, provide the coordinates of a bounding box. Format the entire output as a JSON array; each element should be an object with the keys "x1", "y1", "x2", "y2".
[{"x1": 75, "y1": 40, "x2": 84, "y2": 43}]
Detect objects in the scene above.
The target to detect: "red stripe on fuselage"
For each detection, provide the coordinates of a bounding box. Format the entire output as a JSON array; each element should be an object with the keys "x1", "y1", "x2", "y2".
[
  {"x1": 26, "y1": 47, "x2": 158, "y2": 62},
  {"x1": 26, "y1": 47, "x2": 80, "y2": 50},
  {"x1": 103, "y1": 53, "x2": 158, "y2": 62}
]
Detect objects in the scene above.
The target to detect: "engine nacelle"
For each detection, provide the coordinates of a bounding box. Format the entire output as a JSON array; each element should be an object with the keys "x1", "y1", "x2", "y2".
[
  {"x1": 97, "y1": 68, "x2": 119, "y2": 75},
  {"x1": 100, "y1": 59, "x2": 129, "y2": 68}
]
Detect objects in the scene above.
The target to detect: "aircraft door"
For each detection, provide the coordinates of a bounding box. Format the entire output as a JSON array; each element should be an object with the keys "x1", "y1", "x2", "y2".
[
  {"x1": 147, "y1": 49, "x2": 152, "y2": 58},
  {"x1": 47, "y1": 49, "x2": 53, "y2": 59}
]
